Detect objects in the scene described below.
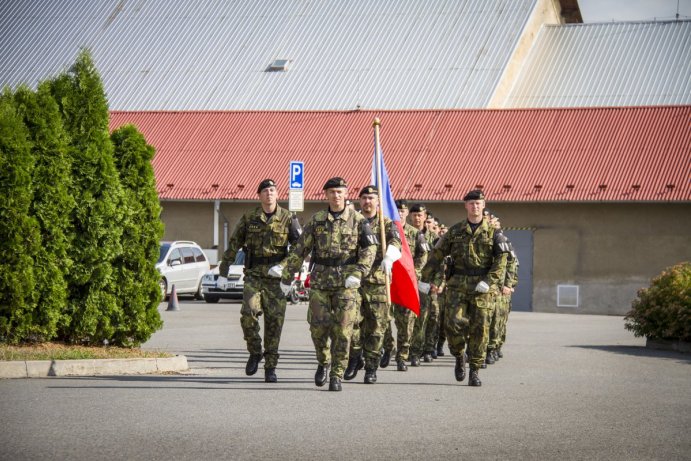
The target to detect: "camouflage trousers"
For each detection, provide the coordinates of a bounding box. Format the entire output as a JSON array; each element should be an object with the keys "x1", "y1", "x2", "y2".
[
  {"x1": 487, "y1": 294, "x2": 502, "y2": 353},
  {"x1": 423, "y1": 292, "x2": 441, "y2": 354},
  {"x1": 410, "y1": 291, "x2": 432, "y2": 357},
  {"x1": 349, "y1": 283, "x2": 390, "y2": 369},
  {"x1": 308, "y1": 287, "x2": 360, "y2": 379},
  {"x1": 496, "y1": 294, "x2": 512, "y2": 349},
  {"x1": 437, "y1": 295, "x2": 446, "y2": 346},
  {"x1": 241, "y1": 276, "x2": 287, "y2": 369},
  {"x1": 443, "y1": 288, "x2": 494, "y2": 370},
  {"x1": 383, "y1": 304, "x2": 416, "y2": 361}
]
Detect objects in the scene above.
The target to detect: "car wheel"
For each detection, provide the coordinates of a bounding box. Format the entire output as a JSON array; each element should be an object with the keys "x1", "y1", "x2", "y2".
[
  {"x1": 159, "y1": 278, "x2": 168, "y2": 302},
  {"x1": 194, "y1": 281, "x2": 204, "y2": 300},
  {"x1": 204, "y1": 294, "x2": 220, "y2": 303}
]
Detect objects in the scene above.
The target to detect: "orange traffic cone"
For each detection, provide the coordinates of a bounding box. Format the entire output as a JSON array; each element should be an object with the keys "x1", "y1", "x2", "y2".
[{"x1": 166, "y1": 284, "x2": 180, "y2": 311}]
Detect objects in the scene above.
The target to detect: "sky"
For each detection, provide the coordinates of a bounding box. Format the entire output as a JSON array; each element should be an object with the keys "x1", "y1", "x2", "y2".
[{"x1": 579, "y1": 0, "x2": 691, "y2": 22}]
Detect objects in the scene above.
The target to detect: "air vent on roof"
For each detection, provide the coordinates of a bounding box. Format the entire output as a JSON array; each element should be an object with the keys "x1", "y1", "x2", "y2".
[{"x1": 267, "y1": 59, "x2": 291, "y2": 72}]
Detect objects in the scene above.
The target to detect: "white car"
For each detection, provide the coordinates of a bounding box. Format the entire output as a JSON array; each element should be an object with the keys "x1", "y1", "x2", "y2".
[
  {"x1": 201, "y1": 250, "x2": 245, "y2": 303},
  {"x1": 156, "y1": 241, "x2": 210, "y2": 301}
]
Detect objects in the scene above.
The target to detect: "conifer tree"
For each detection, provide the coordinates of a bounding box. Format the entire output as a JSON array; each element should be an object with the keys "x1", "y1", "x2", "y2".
[
  {"x1": 13, "y1": 83, "x2": 75, "y2": 340},
  {"x1": 0, "y1": 90, "x2": 41, "y2": 342},
  {"x1": 49, "y1": 49, "x2": 125, "y2": 344},
  {"x1": 111, "y1": 125, "x2": 164, "y2": 345}
]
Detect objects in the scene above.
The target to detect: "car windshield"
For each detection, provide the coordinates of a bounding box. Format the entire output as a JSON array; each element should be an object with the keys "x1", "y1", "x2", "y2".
[
  {"x1": 233, "y1": 250, "x2": 245, "y2": 265},
  {"x1": 158, "y1": 243, "x2": 171, "y2": 263}
]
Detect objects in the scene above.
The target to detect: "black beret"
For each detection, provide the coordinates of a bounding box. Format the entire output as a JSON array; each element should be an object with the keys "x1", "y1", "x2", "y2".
[
  {"x1": 323, "y1": 177, "x2": 348, "y2": 190},
  {"x1": 409, "y1": 203, "x2": 426, "y2": 213},
  {"x1": 257, "y1": 179, "x2": 276, "y2": 193},
  {"x1": 395, "y1": 199, "x2": 408, "y2": 210},
  {"x1": 359, "y1": 185, "x2": 378, "y2": 197},
  {"x1": 463, "y1": 189, "x2": 485, "y2": 201}
]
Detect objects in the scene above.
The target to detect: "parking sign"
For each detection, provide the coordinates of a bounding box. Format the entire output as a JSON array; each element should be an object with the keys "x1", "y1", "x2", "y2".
[{"x1": 289, "y1": 161, "x2": 304, "y2": 190}]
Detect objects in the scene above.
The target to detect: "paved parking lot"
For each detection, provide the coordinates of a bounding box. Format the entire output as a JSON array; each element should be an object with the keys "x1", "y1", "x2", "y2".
[{"x1": 1, "y1": 299, "x2": 689, "y2": 461}]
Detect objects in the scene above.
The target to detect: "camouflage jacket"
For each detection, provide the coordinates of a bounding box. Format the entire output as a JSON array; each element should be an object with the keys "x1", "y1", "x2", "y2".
[
  {"x1": 363, "y1": 214, "x2": 402, "y2": 286},
  {"x1": 282, "y1": 207, "x2": 376, "y2": 290},
  {"x1": 422, "y1": 218, "x2": 508, "y2": 294},
  {"x1": 219, "y1": 205, "x2": 298, "y2": 279},
  {"x1": 403, "y1": 223, "x2": 429, "y2": 278}
]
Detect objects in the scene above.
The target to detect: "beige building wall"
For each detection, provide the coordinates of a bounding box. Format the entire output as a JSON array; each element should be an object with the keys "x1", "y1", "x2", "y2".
[{"x1": 162, "y1": 200, "x2": 691, "y2": 316}]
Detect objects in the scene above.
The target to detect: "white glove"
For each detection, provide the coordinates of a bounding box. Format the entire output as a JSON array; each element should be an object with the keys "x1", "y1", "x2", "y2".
[
  {"x1": 217, "y1": 276, "x2": 228, "y2": 289},
  {"x1": 280, "y1": 282, "x2": 292, "y2": 296},
  {"x1": 418, "y1": 281, "x2": 431, "y2": 294},
  {"x1": 380, "y1": 245, "x2": 402, "y2": 276},
  {"x1": 268, "y1": 265, "x2": 283, "y2": 278},
  {"x1": 345, "y1": 276, "x2": 361, "y2": 289},
  {"x1": 475, "y1": 281, "x2": 490, "y2": 293}
]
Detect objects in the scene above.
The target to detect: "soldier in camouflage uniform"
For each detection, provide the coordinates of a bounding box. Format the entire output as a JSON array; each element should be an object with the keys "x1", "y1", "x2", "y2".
[
  {"x1": 409, "y1": 204, "x2": 436, "y2": 366},
  {"x1": 344, "y1": 186, "x2": 401, "y2": 384},
  {"x1": 218, "y1": 179, "x2": 301, "y2": 383},
  {"x1": 495, "y1": 249, "x2": 519, "y2": 360},
  {"x1": 421, "y1": 190, "x2": 509, "y2": 386},
  {"x1": 280, "y1": 177, "x2": 376, "y2": 392},
  {"x1": 381, "y1": 199, "x2": 428, "y2": 371}
]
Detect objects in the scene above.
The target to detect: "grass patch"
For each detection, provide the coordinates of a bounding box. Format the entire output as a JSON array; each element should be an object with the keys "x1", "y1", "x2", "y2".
[{"x1": 0, "y1": 343, "x2": 173, "y2": 361}]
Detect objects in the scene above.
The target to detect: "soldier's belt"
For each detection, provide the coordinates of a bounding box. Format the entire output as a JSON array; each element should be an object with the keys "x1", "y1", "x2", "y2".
[
  {"x1": 313, "y1": 256, "x2": 357, "y2": 267},
  {"x1": 249, "y1": 254, "x2": 286, "y2": 268},
  {"x1": 450, "y1": 267, "x2": 489, "y2": 277}
]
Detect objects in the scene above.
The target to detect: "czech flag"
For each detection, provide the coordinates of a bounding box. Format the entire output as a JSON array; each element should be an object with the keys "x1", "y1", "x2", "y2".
[{"x1": 371, "y1": 126, "x2": 421, "y2": 316}]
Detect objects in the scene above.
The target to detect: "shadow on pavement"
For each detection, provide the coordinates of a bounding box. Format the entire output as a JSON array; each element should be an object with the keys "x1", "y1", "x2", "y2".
[{"x1": 570, "y1": 345, "x2": 691, "y2": 364}]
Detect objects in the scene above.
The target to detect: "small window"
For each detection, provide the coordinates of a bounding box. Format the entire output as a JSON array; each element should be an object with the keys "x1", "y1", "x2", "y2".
[
  {"x1": 557, "y1": 285, "x2": 579, "y2": 308},
  {"x1": 234, "y1": 250, "x2": 245, "y2": 265},
  {"x1": 192, "y1": 247, "x2": 206, "y2": 263},
  {"x1": 168, "y1": 248, "x2": 181, "y2": 265},
  {"x1": 267, "y1": 59, "x2": 291, "y2": 72},
  {"x1": 181, "y1": 247, "x2": 195, "y2": 264}
]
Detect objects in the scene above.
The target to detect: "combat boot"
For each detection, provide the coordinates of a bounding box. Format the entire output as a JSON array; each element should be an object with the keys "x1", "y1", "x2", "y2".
[
  {"x1": 410, "y1": 355, "x2": 421, "y2": 367},
  {"x1": 364, "y1": 367, "x2": 377, "y2": 384},
  {"x1": 436, "y1": 342, "x2": 445, "y2": 357},
  {"x1": 264, "y1": 368, "x2": 277, "y2": 383},
  {"x1": 497, "y1": 348, "x2": 503, "y2": 359},
  {"x1": 380, "y1": 349, "x2": 391, "y2": 368},
  {"x1": 344, "y1": 351, "x2": 363, "y2": 380},
  {"x1": 454, "y1": 355, "x2": 466, "y2": 382},
  {"x1": 492, "y1": 350, "x2": 500, "y2": 362},
  {"x1": 328, "y1": 377, "x2": 342, "y2": 391},
  {"x1": 422, "y1": 352, "x2": 432, "y2": 363},
  {"x1": 314, "y1": 364, "x2": 329, "y2": 387},
  {"x1": 485, "y1": 351, "x2": 495, "y2": 365},
  {"x1": 245, "y1": 353, "x2": 262, "y2": 376},
  {"x1": 469, "y1": 368, "x2": 482, "y2": 387},
  {"x1": 397, "y1": 360, "x2": 408, "y2": 371}
]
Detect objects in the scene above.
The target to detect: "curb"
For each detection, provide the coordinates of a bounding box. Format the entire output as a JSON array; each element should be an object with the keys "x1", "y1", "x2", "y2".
[{"x1": 0, "y1": 355, "x2": 188, "y2": 379}]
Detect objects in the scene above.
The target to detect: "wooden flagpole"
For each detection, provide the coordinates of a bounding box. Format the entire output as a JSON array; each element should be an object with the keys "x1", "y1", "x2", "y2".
[{"x1": 373, "y1": 118, "x2": 391, "y2": 305}]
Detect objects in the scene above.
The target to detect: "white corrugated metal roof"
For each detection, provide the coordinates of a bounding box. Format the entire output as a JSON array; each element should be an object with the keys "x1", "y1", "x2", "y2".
[
  {"x1": 504, "y1": 20, "x2": 691, "y2": 108},
  {"x1": 0, "y1": 0, "x2": 537, "y2": 110}
]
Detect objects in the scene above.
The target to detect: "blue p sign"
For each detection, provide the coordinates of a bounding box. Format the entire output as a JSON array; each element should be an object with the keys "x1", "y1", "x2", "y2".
[{"x1": 290, "y1": 161, "x2": 304, "y2": 189}]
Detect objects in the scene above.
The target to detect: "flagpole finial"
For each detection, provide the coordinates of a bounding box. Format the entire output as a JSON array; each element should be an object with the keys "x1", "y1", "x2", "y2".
[{"x1": 373, "y1": 117, "x2": 381, "y2": 127}]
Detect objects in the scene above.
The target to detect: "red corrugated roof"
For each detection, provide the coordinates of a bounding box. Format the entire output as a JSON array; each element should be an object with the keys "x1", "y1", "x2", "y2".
[{"x1": 109, "y1": 107, "x2": 691, "y2": 202}]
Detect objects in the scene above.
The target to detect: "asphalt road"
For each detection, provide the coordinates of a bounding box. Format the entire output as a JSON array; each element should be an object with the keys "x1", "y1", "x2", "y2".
[{"x1": 1, "y1": 299, "x2": 690, "y2": 461}]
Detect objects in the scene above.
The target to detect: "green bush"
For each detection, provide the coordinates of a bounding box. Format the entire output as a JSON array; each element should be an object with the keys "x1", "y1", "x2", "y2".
[
  {"x1": 111, "y1": 125, "x2": 164, "y2": 346},
  {"x1": 0, "y1": 90, "x2": 41, "y2": 343},
  {"x1": 625, "y1": 262, "x2": 691, "y2": 341}
]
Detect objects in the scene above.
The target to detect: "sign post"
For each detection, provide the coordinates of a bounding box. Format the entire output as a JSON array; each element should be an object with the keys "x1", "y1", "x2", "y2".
[{"x1": 288, "y1": 161, "x2": 304, "y2": 212}]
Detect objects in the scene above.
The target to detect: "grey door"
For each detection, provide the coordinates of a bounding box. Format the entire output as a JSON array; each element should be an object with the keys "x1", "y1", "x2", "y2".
[{"x1": 504, "y1": 230, "x2": 533, "y2": 311}]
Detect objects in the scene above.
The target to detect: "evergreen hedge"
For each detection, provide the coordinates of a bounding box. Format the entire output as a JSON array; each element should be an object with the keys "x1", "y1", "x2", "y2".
[{"x1": 0, "y1": 49, "x2": 164, "y2": 346}]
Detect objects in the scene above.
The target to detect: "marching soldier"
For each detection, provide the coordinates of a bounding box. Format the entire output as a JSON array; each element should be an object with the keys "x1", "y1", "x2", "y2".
[
  {"x1": 381, "y1": 199, "x2": 428, "y2": 371},
  {"x1": 344, "y1": 186, "x2": 401, "y2": 383},
  {"x1": 421, "y1": 190, "x2": 509, "y2": 386},
  {"x1": 409, "y1": 204, "x2": 436, "y2": 366},
  {"x1": 218, "y1": 179, "x2": 301, "y2": 383},
  {"x1": 495, "y1": 247, "x2": 519, "y2": 360},
  {"x1": 279, "y1": 177, "x2": 376, "y2": 391}
]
